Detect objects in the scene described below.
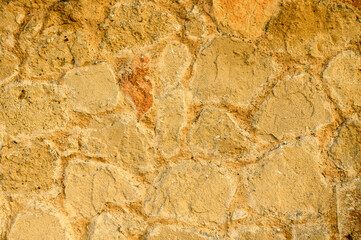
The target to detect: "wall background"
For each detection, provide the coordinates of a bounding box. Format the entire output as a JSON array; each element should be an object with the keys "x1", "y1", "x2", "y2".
[{"x1": 0, "y1": 0, "x2": 360, "y2": 239}]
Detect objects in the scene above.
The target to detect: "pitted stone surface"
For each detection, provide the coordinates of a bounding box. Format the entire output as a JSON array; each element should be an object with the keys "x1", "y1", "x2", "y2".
[
  {"x1": 63, "y1": 62, "x2": 120, "y2": 114},
  {"x1": 0, "y1": 82, "x2": 68, "y2": 136},
  {"x1": 188, "y1": 107, "x2": 250, "y2": 158},
  {"x1": 190, "y1": 37, "x2": 277, "y2": 106},
  {"x1": 0, "y1": 139, "x2": 59, "y2": 193},
  {"x1": 144, "y1": 160, "x2": 236, "y2": 223},
  {"x1": 0, "y1": 50, "x2": 19, "y2": 83},
  {"x1": 64, "y1": 160, "x2": 142, "y2": 218},
  {"x1": 253, "y1": 73, "x2": 333, "y2": 139},
  {"x1": 229, "y1": 225, "x2": 286, "y2": 240},
  {"x1": 243, "y1": 137, "x2": 332, "y2": 220},
  {"x1": 146, "y1": 225, "x2": 212, "y2": 240},
  {"x1": 323, "y1": 50, "x2": 361, "y2": 110},
  {"x1": 291, "y1": 224, "x2": 331, "y2": 240},
  {"x1": 0, "y1": 195, "x2": 10, "y2": 239}
]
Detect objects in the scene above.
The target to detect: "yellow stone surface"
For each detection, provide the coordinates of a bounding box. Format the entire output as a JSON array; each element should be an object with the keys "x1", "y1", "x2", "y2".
[
  {"x1": 0, "y1": 195, "x2": 10, "y2": 239},
  {"x1": 323, "y1": 50, "x2": 361, "y2": 110},
  {"x1": 63, "y1": 62, "x2": 120, "y2": 114},
  {"x1": 147, "y1": 226, "x2": 211, "y2": 240},
  {"x1": 144, "y1": 160, "x2": 236, "y2": 223},
  {"x1": 229, "y1": 225, "x2": 285, "y2": 240},
  {"x1": 253, "y1": 73, "x2": 333, "y2": 139},
  {"x1": 291, "y1": 224, "x2": 331, "y2": 240},
  {"x1": 190, "y1": 37, "x2": 277, "y2": 106},
  {"x1": 0, "y1": 50, "x2": 19, "y2": 83}
]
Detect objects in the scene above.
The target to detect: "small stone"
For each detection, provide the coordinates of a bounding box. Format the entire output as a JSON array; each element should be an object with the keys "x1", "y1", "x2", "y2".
[
  {"x1": 63, "y1": 62, "x2": 120, "y2": 114},
  {"x1": 229, "y1": 225, "x2": 286, "y2": 240},
  {"x1": 253, "y1": 73, "x2": 333, "y2": 139},
  {"x1": 291, "y1": 224, "x2": 331, "y2": 240},
  {"x1": 0, "y1": 82, "x2": 68, "y2": 136},
  {"x1": 323, "y1": 50, "x2": 361, "y2": 110},
  {"x1": 336, "y1": 179, "x2": 361, "y2": 239},
  {"x1": 190, "y1": 37, "x2": 277, "y2": 106},
  {"x1": 144, "y1": 160, "x2": 236, "y2": 223},
  {"x1": 88, "y1": 211, "x2": 147, "y2": 240},
  {"x1": 146, "y1": 225, "x2": 212, "y2": 240},
  {"x1": 184, "y1": 7, "x2": 206, "y2": 38},
  {"x1": 231, "y1": 209, "x2": 248, "y2": 221},
  {"x1": 64, "y1": 160, "x2": 142, "y2": 219}
]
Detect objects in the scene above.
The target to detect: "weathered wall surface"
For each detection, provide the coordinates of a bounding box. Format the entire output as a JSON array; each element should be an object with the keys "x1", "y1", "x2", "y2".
[{"x1": 0, "y1": 0, "x2": 360, "y2": 239}]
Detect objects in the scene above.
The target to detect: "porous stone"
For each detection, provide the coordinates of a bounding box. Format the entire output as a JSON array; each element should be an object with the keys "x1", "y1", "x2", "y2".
[
  {"x1": 0, "y1": 3, "x2": 24, "y2": 48},
  {"x1": 0, "y1": 139, "x2": 59, "y2": 193},
  {"x1": 336, "y1": 179, "x2": 361, "y2": 239},
  {"x1": 229, "y1": 225, "x2": 285, "y2": 240},
  {"x1": 81, "y1": 114, "x2": 155, "y2": 173},
  {"x1": 144, "y1": 160, "x2": 236, "y2": 223},
  {"x1": 101, "y1": 1, "x2": 179, "y2": 53},
  {"x1": 188, "y1": 107, "x2": 250, "y2": 158},
  {"x1": 88, "y1": 211, "x2": 147, "y2": 240},
  {"x1": 323, "y1": 50, "x2": 361, "y2": 110},
  {"x1": 0, "y1": 195, "x2": 10, "y2": 239},
  {"x1": 253, "y1": 73, "x2": 333, "y2": 139},
  {"x1": 156, "y1": 87, "x2": 186, "y2": 158},
  {"x1": 0, "y1": 82, "x2": 68, "y2": 136},
  {"x1": 63, "y1": 62, "x2": 120, "y2": 114},
  {"x1": 64, "y1": 160, "x2": 142, "y2": 219},
  {"x1": 242, "y1": 137, "x2": 332, "y2": 220},
  {"x1": 190, "y1": 37, "x2": 277, "y2": 106},
  {"x1": 329, "y1": 119, "x2": 361, "y2": 178},
  {"x1": 146, "y1": 225, "x2": 212, "y2": 240},
  {"x1": 265, "y1": 0, "x2": 361, "y2": 58},
  {"x1": 213, "y1": 0, "x2": 282, "y2": 40},
  {"x1": 291, "y1": 224, "x2": 331, "y2": 240},
  {"x1": 0, "y1": 50, "x2": 19, "y2": 83}
]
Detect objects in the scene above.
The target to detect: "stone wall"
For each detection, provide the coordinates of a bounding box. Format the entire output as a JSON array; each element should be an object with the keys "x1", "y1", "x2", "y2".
[{"x1": 0, "y1": 0, "x2": 360, "y2": 239}]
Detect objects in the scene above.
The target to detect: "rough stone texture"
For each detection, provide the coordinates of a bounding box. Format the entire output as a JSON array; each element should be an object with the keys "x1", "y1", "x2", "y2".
[
  {"x1": 144, "y1": 160, "x2": 236, "y2": 223},
  {"x1": 229, "y1": 225, "x2": 286, "y2": 240},
  {"x1": 0, "y1": 139, "x2": 59, "y2": 194},
  {"x1": 291, "y1": 224, "x2": 331, "y2": 240},
  {"x1": 336, "y1": 179, "x2": 361, "y2": 239},
  {"x1": 63, "y1": 62, "x2": 120, "y2": 114},
  {"x1": 146, "y1": 225, "x2": 212, "y2": 240},
  {"x1": 88, "y1": 211, "x2": 147, "y2": 240},
  {"x1": 323, "y1": 50, "x2": 361, "y2": 110},
  {"x1": 242, "y1": 137, "x2": 332, "y2": 221},
  {"x1": 188, "y1": 107, "x2": 251, "y2": 159},
  {"x1": 0, "y1": 50, "x2": 19, "y2": 83},
  {"x1": 0, "y1": 195, "x2": 10, "y2": 239},
  {"x1": 0, "y1": 82, "x2": 68, "y2": 136},
  {"x1": 190, "y1": 37, "x2": 277, "y2": 106},
  {"x1": 329, "y1": 119, "x2": 361, "y2": 178},
  {"x1": 253, "y1": 73, "x2": 333, "y2": 139},
  {"x1": 64, "y1": 160, "x2": 143, "y2": 219}
]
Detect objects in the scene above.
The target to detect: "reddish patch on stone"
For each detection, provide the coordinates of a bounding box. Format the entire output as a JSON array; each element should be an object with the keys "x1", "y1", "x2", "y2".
[
  {"x1": 344, "y1": 0, "x2": 361, "y2": 8},
  {"x1": 120, "y1": 54, "x2": 153, "y2": 119}
]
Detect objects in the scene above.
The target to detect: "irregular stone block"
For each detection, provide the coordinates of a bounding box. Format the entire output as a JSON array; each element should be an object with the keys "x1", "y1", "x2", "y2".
[
  {"x1": 101, "y1": 1, "x2": 179, "y2": 53},
  {"x1": 146, "y1": 225, "x2": 212, "y2": 240},
  {"x1": 213, "y1": 0, "x2": 282, "y2": 40},
  {"x1": 64, "y1": 160, "x2": 143, "y2": 219},
  {"x1": 242, "y1": 137, "x2": 332, "y2": 220},
  {"x1": 188, "y1": 107, "x2": 251, "y2": 158},
  {"x1": 229, "y1": 225, "x2": 285, "y2": 240},
  {"x1": 291, "y1": 224, "x2": 331, "y2": 240},
  {"x1": 265, "y1": 0, "x2": 361, "y2": 57},
  {"x1": 184, "y1": 7, "x2": 207, "y2": 38},
  {"x1": 0, "y1": 139, "x2": 59, "y2": 193},
  {"x1": 336, "y1": 179, "x2": 361, "y2": 239},
  {"x1": 0, "y1": 195, "x2": 10, "y2": 239},
  {"x1": 0, "y1": 50, "x2": 19, "y2": 83},
  {"x1": 253, "y1": 73, "x2": 333, "y2": 139},
  {"x1": 323, "y1": 50, "x2": 361, "y2": 110},
  {"x1": 156, "y1": 87, "x2": 186, "y2": 158},
  {"x1": 88, "y1": 211, "x2": 147, "y2": 240},
  {"x1": 0, "y1": 82, "x2": 68, "y2": 136},
  {"x1": 190, "y1": 37, "x2": 277, "y2": 106},
  {"x1": 144, "y1": 160, "x2": 236, "y2": 223},
  {"x1": 63, "y1": 62, "x2": 120, "y2": 114},
  {"x1": 329, "y1": 119, "x2": 361, "y2": 178}
]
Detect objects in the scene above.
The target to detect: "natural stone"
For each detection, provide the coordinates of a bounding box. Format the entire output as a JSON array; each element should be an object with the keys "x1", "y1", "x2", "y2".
[
  {"x1": 0, "y1": 82, "x2": 68, "y2": 136},
  {"x1": 0, "y1": 195, "x2": 10, "y2": 239},
  {"x1": 184, "y1": 7, "x2": 206, "y2": 38},
  {"x1": 64, "y1": 160, "x2": 142, "y2": 218},
  {"x1": 229, "y1": 225, "x2": 285, "y2": 240},
  {"x1": 0, "y1": 139, "x2": 59, "y2": 193},
  {"x1": 190, "y1": 37, "x2": 277, "y2": 106},
  {"x1": 329, "y1": 119, "x2": 361, "y2": 178},
  {"x1": 0, "y1": 3, "x2": 24, "y2": 48},
  {"x1": 146, "y1": 225, "x2": 212, "y2": 240},
  {"x1": 88, "y1": 211, "x2": 147, "y2": 240},
  {"x1": 253, "y1": 73, "x2": 333, "y2": 139},
  {"x1": 188, "y1": 107, "x2": 250, "y2": 158},
  {"x1": 336, "y1": 178, "x2": 361, "y2": 239},
  {"x1": 0, "y1": 50, "x2": 19, "y2": 83},
  {"x1": 323, "y1": 50, "x2": 361, "y2": 110},
  {"x1": 242, "y1": 137, "x2": 332, "y2": 220},
  {"x1": 265, "y1": 0, "x2": 361, "y2": 58},
  {"x1": 101, "y1": 1, "x2": 179, "y2": 53},
  {"x1": 144, "y1": 160, "x2": 236, "y2": 223},
  {"x1": 156, "y1": 87, "x2": 186, "y2": 158},
  {"x1": 81, "y1": 114, "x2": 155, "y2": 173},
  {"x1": 213, "y1": 0, "x2": 282, "y2": 40},
  {"x1": 291, "y1": 224, "x2": 331, "y2": 240},
  {"x1": 63, "y1": 62, "x2": 120, "y2": 114},
  {"x1": 231, "y1": 209, "x2": 248, "y2": 221}
]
